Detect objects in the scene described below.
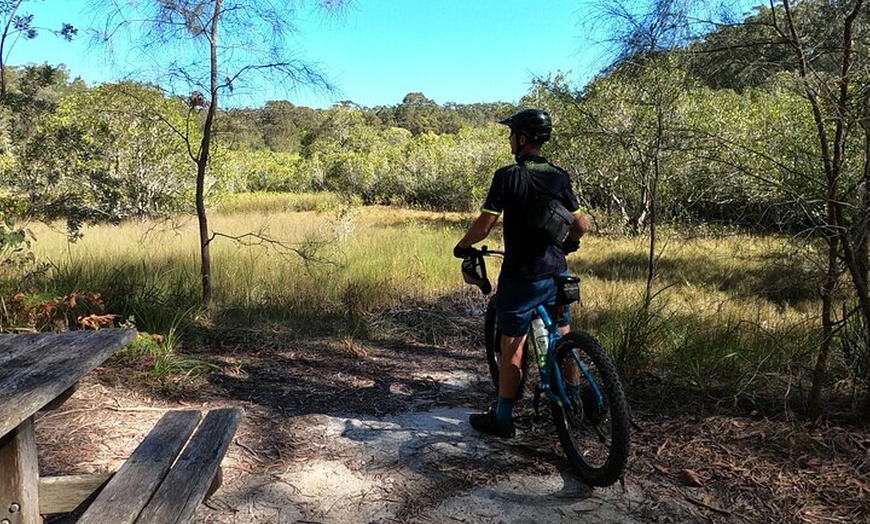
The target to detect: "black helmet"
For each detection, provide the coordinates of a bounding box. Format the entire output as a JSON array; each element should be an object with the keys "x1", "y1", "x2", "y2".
[{"x1": 498, "y1": 108, "x2": 552, "y2": 143}]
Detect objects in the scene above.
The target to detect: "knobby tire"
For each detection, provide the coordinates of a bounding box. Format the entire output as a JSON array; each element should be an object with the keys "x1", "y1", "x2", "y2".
[{"x1": 550, "y1": 331, "x2": 630, "y2": 487}]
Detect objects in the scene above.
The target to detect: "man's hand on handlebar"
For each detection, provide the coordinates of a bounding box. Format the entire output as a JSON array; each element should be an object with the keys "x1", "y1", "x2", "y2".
[
  {"x1": 453, "y1": 245, "x2": 478, "y2": 259},
  {"x1": 562, "y1": 238, "x2": 580, "y2": 254}
]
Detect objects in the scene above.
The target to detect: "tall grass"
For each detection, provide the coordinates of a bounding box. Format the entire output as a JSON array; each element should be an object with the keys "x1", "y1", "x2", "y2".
[
  {"x1": 213, "y1": 191, "x2": 349, "y2": 214},
  {"x1": 25, "y1": 206, "x2": 472, "y2": 332},
  {"x1": 571, "y1": 233, "x2": 820, "y2": 406},
  {"x1": 18, "y1": 198, "x2": 827, "y2": 406}
]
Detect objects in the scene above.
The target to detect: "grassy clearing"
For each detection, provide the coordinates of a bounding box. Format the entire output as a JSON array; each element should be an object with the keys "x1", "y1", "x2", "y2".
[
  {"x1": 573, "y1": 233, "x2": 819, "y2": 398},
  {"x1": 23, "y1": 205, "x2": 473, "y2": 330},
  {"x1": 9, "y1": 199, "x2": 828, "y2": 407},
  {"x1": 212, "y1": 191, "x2": 350, "y2": 214}
]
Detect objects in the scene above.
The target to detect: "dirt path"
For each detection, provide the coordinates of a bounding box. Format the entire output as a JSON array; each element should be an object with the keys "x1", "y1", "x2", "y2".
[
  {"x1": 36, "y1": 329, "x2": 868, "y2": 524},
  {"x1": 200, "y1": 405, "x2": 645, "y2": 523}
]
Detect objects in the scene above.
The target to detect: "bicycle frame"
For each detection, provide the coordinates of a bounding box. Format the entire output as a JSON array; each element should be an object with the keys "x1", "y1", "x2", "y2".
[
  {"x1": 532, "y1": 304, "x2": 606, "y2": 412},
  {"x1": 472, "y1": 245, "x2": 606, "y2": 414},
  {"x1": 469, "y1": 245, "x2": 631, "y2": 487}
]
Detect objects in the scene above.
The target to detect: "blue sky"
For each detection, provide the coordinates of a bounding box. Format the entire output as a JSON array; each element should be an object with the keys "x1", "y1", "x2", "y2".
[
  {"x1": 6, "y1": 1, "x2": 756, "y2": 109},
  {"x1": 7, "y1": 1, "x2": 610, "y2": 108},
  {"x1": 288, "y1": 1, "x2": 605, "y2": 108}
]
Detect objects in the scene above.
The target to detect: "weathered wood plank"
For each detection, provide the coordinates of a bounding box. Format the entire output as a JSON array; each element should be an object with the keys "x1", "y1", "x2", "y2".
[
  {"x1": 38, "y1": 473, "x2": 113, "y2": 515},
  {"x1": 38, "y1": 383, "x2": 79, "y2": 413},
  {"x1": 0, "y1": 418, "x2": 40, "y2": 524},
  {"x1": 134, "y1": 408, "x2": 242, "y2": 524},
  {"x1": 76, "y1": 410, "x2": 202, "y2": 524},
  {"x1": 0, "y1": 329, "x2": 137, "y2": 437}
]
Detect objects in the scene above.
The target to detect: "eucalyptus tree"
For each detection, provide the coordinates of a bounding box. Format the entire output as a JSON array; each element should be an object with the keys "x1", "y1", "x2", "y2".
[
  {"x1": 11, "y1": 82, "x2": 191, "y2": 229},
  {"x1": 0, "y1": 63, "x2": 82, "y2": 145},
  {"x1": 261, "y1": 100, "x2": 303, "y2": 153},
  {"x1": 94, "y1": 0, "x2": 349, "y2": 306},
  {"x1": 399, "y1": 125, "x2": 506, "y2": 210},
  {"x1": 0, "y1": 0, "x2": 76, "y2": 102},
  {"x1": 764, "y1": 0, "x2": 870, "y2": 417},
  {"x1": 306, "y1": 104, "x2": 388, "y2": 203},
  {"x1": 571, "y1": 0, "x2": 707, "y2": 320},
  {"x1": 590, "y1": 0, "x2": 870, "y2": 416},
  {"x1": 690, "y1": 0, "x2": 870, "y2": 418},
  {"x1": 529, "y1": 60, "x2": 694, "y2": 380},
  {"x1": 395, "y1": 92, "x2": 443, "y2": 136}
]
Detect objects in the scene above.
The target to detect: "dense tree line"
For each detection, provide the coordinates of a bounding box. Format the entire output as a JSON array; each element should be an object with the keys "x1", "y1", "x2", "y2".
[
  {"x1": 0, "y1": 2, "x2": 866, "y2": 232},
  {"x1": 216, "y1": 93, "x2": 515, "y2": 152},
  {"x1": 0, "y1": 68, "x2": 517, "y2": 222},
  {"x1": 0, "y1": 2, "x2": 865, "y2": 235},
  {"x1": 0, "y1": 57, "x2": 847, "y2": 234}
]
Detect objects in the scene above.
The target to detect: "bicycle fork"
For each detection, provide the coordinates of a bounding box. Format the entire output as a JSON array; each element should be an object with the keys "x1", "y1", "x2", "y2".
[
  {"x1": 530, "y1": 305, "x2": 607, "y2": 425},
  {"x1": 530, "y1": 305, "x2": 564, "y2": 420}
]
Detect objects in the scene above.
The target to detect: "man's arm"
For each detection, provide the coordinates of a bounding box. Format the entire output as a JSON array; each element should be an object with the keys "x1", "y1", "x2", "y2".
[
  {"x1": 567, "y1": 211, "x2": 589, "y2": 242},
  {"x1": 456, "y1": 212, "x2": 500, "y2": 248},
  {"x1": 562, "y1": 211, "x2": 589, "y2": 254}
]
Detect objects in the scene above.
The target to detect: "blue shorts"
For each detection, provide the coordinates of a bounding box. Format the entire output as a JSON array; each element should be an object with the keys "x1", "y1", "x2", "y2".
[{"x1": 496, "y1": 275, "x2": 571, "y2": 337}]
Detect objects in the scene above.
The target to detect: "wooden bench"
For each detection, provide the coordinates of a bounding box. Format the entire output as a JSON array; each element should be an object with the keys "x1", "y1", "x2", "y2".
[
  {"x1": 74, "y1": 407, "x2": 242, "y2": 524},
  {"x1": 0, "y1": 330, "x2": 242, "y2": 524},
  {"x1": 0, "y1": 329, "x2": 138, "y2": 524}
]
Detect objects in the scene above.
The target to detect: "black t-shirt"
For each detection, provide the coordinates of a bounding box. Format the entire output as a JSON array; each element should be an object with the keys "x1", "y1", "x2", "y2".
[{"x1": 482, "y1": 154, "x2": 580, "y2": 280}]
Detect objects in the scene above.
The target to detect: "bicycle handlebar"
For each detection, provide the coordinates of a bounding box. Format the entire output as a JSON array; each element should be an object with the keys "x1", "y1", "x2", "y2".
[
  {"x1": 472, "y1": 245, "x2": 504, "y2": 257},
  {"x1": 458, "y1": 245, "x2": 502, "y2": 295}
]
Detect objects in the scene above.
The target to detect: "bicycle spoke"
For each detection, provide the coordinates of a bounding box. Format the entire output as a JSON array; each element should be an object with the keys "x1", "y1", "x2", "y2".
[{"x1": 593, "y1": 423, "x2": 607, "y2": 442}]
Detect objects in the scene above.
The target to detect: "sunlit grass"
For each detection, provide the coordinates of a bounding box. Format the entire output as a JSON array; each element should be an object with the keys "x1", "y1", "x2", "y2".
[
  {"x1": 571, "y1": 233, "x2": 819, "y2": 388},
  {"x1": 26, "y1": 209, "x2": 818, "y2": 333},
  {"x1": 212, "y1": 191, "x2": 348, "y2": 214},
  {"x1": 26, "y1": 206, "x2": 476, "y2": 326}
]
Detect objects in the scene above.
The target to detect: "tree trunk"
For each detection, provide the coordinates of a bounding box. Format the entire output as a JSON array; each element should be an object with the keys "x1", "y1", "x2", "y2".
[
  {"x1": 856, "y1": 98, "x2": 870, "y2": 421},
  {"x1": 196, "y1": 0, "x2": 223, "y2": 307},
  {"x1": 196, "y1": 159, "x2": 212, "y2": 306},
  {"x1": 810, "y1": 236, "x2": 838, "y2": 416},
  {"x1": 827, "y1": 0, "x2": 870, "y2": 420},
  {"x1": 645, "y1": 106, "x2": 664, "y2": 305}
]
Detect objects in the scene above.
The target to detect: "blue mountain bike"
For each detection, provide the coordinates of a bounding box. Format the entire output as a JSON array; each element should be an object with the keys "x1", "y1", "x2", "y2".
[{"x1": 467, "y1": 246, "x2": 630, "y2": 487}]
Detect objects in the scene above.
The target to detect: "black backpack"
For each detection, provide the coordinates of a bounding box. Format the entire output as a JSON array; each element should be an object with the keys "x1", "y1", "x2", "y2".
[{"x1": 523, "y1": 168, "x2": 574, "y2": 245}]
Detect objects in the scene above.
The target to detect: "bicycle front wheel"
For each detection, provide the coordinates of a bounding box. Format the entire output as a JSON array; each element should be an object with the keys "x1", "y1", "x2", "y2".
[{"x1": 550, "y1": 331, "x2": 630, "y2": 487}]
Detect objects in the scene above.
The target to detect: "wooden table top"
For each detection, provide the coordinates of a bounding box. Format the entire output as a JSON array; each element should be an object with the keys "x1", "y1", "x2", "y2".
[{"x1": 0, "y1": 328, "x2": 137, "y2": 438}]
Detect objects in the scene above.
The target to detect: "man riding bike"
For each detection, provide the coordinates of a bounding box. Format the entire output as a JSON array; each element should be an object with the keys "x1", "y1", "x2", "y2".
[{"x1": 454, "y1": 108, "x2": 589, "y2": 438}]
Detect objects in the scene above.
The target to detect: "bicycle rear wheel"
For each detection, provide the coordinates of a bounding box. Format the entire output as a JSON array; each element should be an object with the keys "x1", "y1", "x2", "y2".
[
  {"x1": 484, "y1": 295, "x2": 528, "y2": 398},
  {"x1": 550, "y1": 331, "x2": 630, "y2": 487}
]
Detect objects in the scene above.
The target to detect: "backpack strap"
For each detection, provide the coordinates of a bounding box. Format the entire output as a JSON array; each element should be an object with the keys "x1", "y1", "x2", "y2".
[{"x1": 521, "y1": 161, "x2": 560, "y2": 200}]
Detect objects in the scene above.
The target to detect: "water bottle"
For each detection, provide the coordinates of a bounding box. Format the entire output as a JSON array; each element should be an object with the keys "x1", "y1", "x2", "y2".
[{"x1": 531, "y1": 317, "x2": 548, "y2": 367}]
